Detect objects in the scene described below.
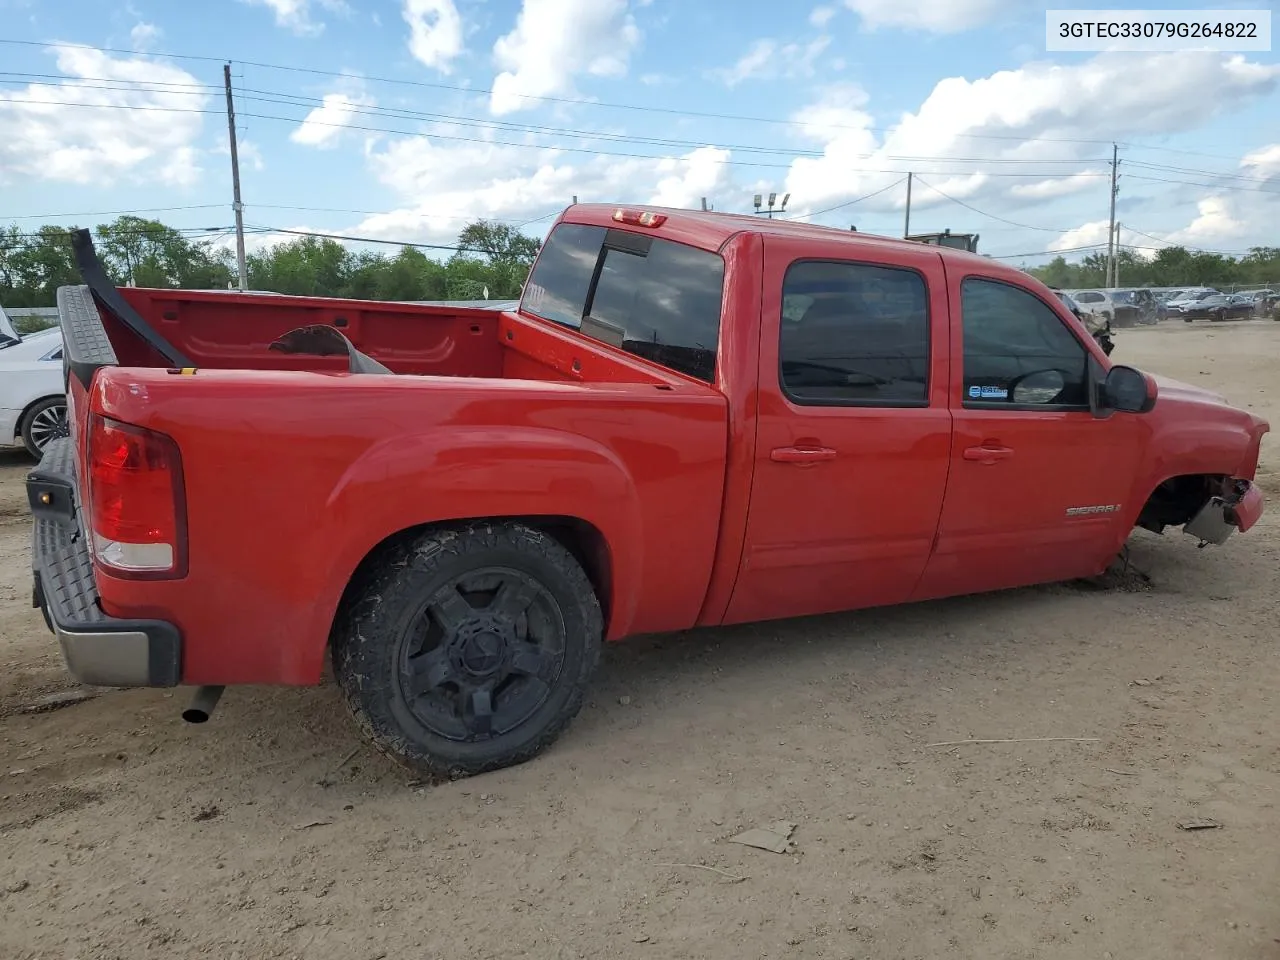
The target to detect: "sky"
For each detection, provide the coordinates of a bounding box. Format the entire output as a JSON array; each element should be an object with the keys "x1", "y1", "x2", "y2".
[{"x1": 1, "y1": 0, "x2": 1278, "y2": 268}]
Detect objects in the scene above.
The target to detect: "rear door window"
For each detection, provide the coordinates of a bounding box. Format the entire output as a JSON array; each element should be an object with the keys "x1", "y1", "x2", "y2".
[{"x1": 521, "y1": 222, "x2": 725, "y2": 383}]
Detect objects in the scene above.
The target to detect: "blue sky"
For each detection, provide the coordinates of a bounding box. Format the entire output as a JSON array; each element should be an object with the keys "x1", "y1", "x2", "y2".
[{"x1": 1, "y1": 0, "x2": 1277, "y2": 266}]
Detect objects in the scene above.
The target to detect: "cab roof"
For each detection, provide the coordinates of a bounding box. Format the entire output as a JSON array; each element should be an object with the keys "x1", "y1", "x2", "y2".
[{"x1": 559, "y1": 202, "x2": 1004, "y2": 274}]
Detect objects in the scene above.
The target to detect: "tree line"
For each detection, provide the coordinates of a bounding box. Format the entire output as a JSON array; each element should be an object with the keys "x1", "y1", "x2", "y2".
[
  {"x1": 4, "y1": 215, "x2": 1277, "y2": 316},
  {"x1": 1026, "y1": 245, "x2": 1280, "y2": 290},
  {"x1": 0, "y1": 216, "x2": 542, "y2": 310}
]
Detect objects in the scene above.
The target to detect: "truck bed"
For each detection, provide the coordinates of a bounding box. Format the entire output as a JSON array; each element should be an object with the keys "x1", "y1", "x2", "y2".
[
  {"x1": 40, "y1": 231, "x2": 731, "y2": 688},
  {"x1": 101, "y1": 286, "x2": 674, "y2": 387}
]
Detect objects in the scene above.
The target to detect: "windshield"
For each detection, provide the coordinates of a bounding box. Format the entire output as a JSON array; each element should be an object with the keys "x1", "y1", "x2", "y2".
[{"x1": 0, "y1": 305, "x2": 19, "y2": 349}]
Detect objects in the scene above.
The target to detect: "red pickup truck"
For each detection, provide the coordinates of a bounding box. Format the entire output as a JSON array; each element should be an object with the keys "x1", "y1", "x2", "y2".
[{"x1": 28, "y1": 205, "x2": 1268, "y2": 779}]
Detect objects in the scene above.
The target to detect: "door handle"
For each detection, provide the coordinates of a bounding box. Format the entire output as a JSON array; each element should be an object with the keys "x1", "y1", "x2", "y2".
[
  {"x1": 771, "y1": 446, "x2": 837, "y2": 464},
  {"x1": 963, "y1": 444, "x2": 1014, "y2": 463}
]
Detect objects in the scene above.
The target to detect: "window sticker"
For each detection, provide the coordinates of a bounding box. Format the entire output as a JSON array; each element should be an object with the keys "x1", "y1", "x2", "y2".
[{"x1": 969, "y1": 385, "x2": 1008, "y2": 400}]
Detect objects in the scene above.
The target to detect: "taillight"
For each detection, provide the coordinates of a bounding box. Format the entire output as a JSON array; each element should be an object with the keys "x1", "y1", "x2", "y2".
[
  {"x1": 87, "y1": 414, "x2": 187, "y2": 579},
  {"x1": 611, "y1": 208, "x2": 667, "y2": 227}
]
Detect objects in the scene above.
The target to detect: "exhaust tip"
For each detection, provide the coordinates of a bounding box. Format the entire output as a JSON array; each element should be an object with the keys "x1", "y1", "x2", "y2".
[{"x1": 182, "y1": 685, "x2": 224, "y2": 724}]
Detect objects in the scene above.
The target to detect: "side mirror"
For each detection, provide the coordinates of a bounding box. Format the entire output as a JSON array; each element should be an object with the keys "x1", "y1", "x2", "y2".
[
  {"x1": 1010, "y1": 369, "x2": 1066, "y2": 405},
  {"x1": 1102, "y1": 365, "x2": 1156, "y2": 413}
]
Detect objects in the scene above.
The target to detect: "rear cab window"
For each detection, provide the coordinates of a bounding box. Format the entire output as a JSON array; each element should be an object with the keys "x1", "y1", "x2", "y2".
[
  {"x1": 520, "y1": 222, "x2": 725, "y2": 383},
  {"x1": 778, "y1": 259, "x2": 930, "y2": 406}
]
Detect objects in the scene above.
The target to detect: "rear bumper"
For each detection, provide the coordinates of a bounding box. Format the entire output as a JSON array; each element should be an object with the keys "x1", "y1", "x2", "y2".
[{"x1": 27, "y1": 438, "x2": 182, "y2": 688}]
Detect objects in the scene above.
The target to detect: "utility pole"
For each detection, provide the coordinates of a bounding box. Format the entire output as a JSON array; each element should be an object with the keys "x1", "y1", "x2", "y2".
[
  {"x1": 903, "y1": 172, "x2": 913, "y2": 238},
  {"x1": 223, "y1": 63, "x2": 248, "y2": 292},
  {"x1": 1106, "y1": 144, "x2": 1119, "y2": 290},
  {"x1": 1113, "y1": 222, "x2": 1121, "y2": 287}
]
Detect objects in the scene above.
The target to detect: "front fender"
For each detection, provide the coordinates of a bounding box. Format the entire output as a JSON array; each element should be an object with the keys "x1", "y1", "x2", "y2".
[
  {"x1": 1122, "y1": 414, "x2": 1267, "y2": 532},
  {"x1": 303, "y1": 426, "x2": 644, "y2": 671}
]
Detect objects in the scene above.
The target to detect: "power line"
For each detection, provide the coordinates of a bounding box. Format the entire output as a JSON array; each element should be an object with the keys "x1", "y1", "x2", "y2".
[
  {"x1": 0, "y1": 38, "x2": 1263, "y2": 160},
  {"x1": 913, "y1": 177, "x2": 1069, "y2": 233},
  {"x1": 244, "y1": 223, "x2": 481, "y2": 253},
  {"x1": 1125, "y1": 159, "x2": 1279, "y2": 184},
  {"x1": 784, "y1": 178, "x2": 908, "y2": 220},
  {"x1": 990, "y1": 243, "x2": 1108, "y2": 259},
  {"x1": 6, "y1": 203, "x2": 226, "y2": 220},
  {"x1": 1125, "y1": 173, "x2": 1280, "y2": 195},
  {"x1": 2, "y1": 86, "x2": 1116, "y2": 174}
]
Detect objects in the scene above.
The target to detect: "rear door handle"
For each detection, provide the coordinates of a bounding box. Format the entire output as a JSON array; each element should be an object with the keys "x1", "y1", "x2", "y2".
[
  {"x1": 771, "y1": 446, "x2": 837, "y2": 464},
  {"x1": 963, "y1": 444, "x2": 1014, "y2": 464}
]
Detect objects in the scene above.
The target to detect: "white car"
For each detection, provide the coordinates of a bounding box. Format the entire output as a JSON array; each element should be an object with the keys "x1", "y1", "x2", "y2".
[
  {"x1": 0, "y1": 308, "x2": 66, "y2": 458},
  {"x1": 1067, "y1": 289, "x2": 1116, "y2": 324}
]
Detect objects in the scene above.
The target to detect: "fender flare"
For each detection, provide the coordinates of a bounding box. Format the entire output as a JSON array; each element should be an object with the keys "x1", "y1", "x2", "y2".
[{"x1": 298, "y1": 426, "x2": 644, "y2": 673}]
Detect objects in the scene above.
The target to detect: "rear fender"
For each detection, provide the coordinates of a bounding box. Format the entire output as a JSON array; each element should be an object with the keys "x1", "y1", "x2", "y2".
[{"x1": 304, "y1": 426, "x2": 643, "y2": 676}]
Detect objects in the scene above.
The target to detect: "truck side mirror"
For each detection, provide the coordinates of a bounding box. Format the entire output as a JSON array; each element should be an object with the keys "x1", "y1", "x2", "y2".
[{"x1": 1102, "y1": 365, "x2": 1157, "y2": 413}]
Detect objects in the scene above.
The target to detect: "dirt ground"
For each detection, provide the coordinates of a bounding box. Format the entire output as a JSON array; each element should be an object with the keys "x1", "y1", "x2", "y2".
[{"x1": 2, "y1": 320, "x2": 1279, "y2": 960}]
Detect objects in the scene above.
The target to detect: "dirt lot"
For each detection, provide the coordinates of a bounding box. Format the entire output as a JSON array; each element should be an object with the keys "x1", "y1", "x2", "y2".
[{"x1": 2, "y1": 320, "x2": 1279, "y2": 960}]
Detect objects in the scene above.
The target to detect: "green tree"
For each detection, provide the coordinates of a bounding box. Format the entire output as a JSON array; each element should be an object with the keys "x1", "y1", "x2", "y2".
[
  {"x1": 456, "y1": 220, "x2": 541, "y2": 298},
  {"x1": 94, "y1": 216, "x2": 234, "y2": 290}
]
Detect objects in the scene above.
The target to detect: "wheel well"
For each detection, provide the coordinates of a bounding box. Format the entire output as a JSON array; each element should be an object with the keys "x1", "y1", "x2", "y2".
[
  {"x1": 334, "y1": 515, "x2": 613, "y2": 633},
  {"x1": 1136, "y1": 474, "x2": 1224, "y2": 534},
  {"x1": 16, "y1": 395, "x2": 65, "y2": 439}
]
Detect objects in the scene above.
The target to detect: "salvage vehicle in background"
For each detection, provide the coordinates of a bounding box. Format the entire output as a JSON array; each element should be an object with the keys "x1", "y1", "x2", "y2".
[
  {"x1": 1051, "y1": 288, "x2": 1114, "y2": 355},
  {"x1": 1109, "y1": 288, "x2": 1160, "y2": 326},
  {"x1": 27, "y1": 208, "x2": 1269, "y2": 779}
]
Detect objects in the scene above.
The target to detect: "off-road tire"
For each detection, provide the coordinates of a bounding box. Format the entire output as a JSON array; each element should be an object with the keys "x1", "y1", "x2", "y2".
[{"x1": 331, "y1": 521, "x2": 603, "y2": 780}]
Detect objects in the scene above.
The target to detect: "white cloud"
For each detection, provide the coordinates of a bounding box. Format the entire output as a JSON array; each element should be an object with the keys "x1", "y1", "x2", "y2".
[
  {"x1": 291, "y1": 92, "x2": 376, "y2": 147},
  {"x1": 402, "y1": 0, "x2": 464, "y2": 73},
  {"x1": 0, "y1": 44, "x2": 209, "y2": 187},
  {"x1": 1241, "y1": 143, "x2": 1280, "y2": 180},
  {"x1": 1163, "y1": 196, "x2": 1247, "y2": 245},
  {"x1": 213, "y1": 136, "x2": 266, "y2": 172},
  {"x1": 490, "y1": 0, "x2": 640, "y2": 115},
  {"x1": 129, "y1": 21, "x2": 162, "y2": 51},
  {"x1": 713, "y1": 36, "x2": 832, "y2": 87},
  {"x1": 810, "y1": 6, "x2": 837, "y2": 27},
  {"x1": 1009, "y1": 172, "x2": 1100, "y2": 201},
  {"x1": 842, "y1": 0, "x2": 1016, "y2": 33},
  {"x1": 1049, "y1": 220, "x2": 1112, "y2": 252},
  {"x1": 344, "y1": 128, "x2": 742, "y2": 248},
  {"x1": 781, "y1": 53, "x2": 1280, "y2": 226},
  {"x1": 648, "y1": 147, "x2": 734, "y2": 208},
  {"x1": 239, "y1": 0, "x2": 350, "y2": 37}
]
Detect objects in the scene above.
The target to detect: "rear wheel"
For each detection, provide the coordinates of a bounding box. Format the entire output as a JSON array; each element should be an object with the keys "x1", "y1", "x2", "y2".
[
  {"x1": 19, "y1": 397, "x2": 67, "y2": 458},
  {"x1": 332, "y1": 521, "x2": 603, "y2": 780}
]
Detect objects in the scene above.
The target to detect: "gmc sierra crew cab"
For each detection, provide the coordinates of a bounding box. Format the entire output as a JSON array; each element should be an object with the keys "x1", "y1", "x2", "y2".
[{"x1": 27, "y1": 205, "x2": 1269, "y2": 779}]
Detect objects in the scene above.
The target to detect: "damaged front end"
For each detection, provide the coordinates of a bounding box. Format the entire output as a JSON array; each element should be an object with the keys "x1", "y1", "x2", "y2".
[
  {"x1": 1139, "y1": 475, "x2": 1265, "y2": 546},
  {"x1": 1182, "y1": 478, "x2": 1265, "y2": 545}
]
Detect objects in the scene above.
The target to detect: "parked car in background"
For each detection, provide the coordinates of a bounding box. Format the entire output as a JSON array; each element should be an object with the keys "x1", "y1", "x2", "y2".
[
  {"x1": 1167, "y1": 290, "x2": 1218, "y2": 316},
  {"x1": 1066, "y1": 289, "x2": 1115, "y2": 326},
  {"x1": 0, "y1": 321, "x2": 67, "y2": 457},
  {"x1": 1051, "y1": 288, "x2": 1114, "y2": 354},
  {"x1": 1179, "y1": 293, "x2": 1255, "y2": 322}
]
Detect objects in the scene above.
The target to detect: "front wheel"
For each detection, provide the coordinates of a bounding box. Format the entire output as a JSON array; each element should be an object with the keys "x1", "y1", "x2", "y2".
[{"x1": 332, "y1": 521, "x2": 603, "y2": 780}]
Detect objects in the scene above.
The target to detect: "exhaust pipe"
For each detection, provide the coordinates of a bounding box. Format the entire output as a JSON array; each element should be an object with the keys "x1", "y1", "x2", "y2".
[{"x1": 182, "y1": 685, "x2": 225, "y2": 724}]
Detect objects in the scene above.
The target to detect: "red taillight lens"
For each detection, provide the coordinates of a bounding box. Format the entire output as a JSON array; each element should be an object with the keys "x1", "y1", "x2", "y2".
[
  {"x1": 87, "y1": 414, "x2": 187, "y2": 579},
  {"x1": 611, "y1": 208, "x2": 667, "y2": 227}
]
